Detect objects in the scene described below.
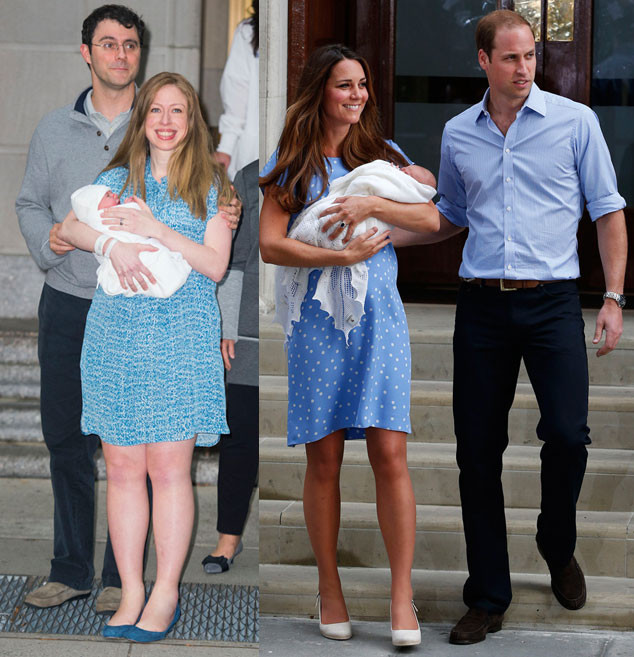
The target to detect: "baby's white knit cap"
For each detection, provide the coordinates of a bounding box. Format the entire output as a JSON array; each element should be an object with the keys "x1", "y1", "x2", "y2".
[{"x1": 71, "y1": 184, "x2": 111, "y2": 218}]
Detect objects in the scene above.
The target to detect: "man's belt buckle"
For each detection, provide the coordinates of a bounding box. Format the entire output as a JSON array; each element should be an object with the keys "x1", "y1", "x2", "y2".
[{"x1": 499, "y1": 279, "x2": 517, "y2": 292}]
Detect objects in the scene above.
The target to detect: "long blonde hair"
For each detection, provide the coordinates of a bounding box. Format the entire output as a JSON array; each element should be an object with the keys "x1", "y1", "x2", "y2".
[
  {"x1": 260, "y1": 44, "x2": 408, "y2": 214},
  {"x1": 105, "y1": 72, "x2": 233, "y2": 220}
]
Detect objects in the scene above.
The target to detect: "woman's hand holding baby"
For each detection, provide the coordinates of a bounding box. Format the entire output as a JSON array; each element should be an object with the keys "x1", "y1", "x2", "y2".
[
  {"x1": 319, "y1": 195, "x2": 376, "y2": 244},
  {"x1": 340, "y1": 226, "x2": 391, "y2": 265},
  {"x1": 109, "y1": 241, "x2": 159, "y2": 293},
  {"x1": 101, "y1": 195, "x2": 164, "y2": 239}
]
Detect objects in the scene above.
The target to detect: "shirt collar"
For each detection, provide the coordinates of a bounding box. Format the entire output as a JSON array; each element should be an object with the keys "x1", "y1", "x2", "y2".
[
  {"x1": 475, "y1": 82, "x2": 546, "y2": 123},
  {"x1": 84, "y1": 88, "x2": 135, "y2": 122}
]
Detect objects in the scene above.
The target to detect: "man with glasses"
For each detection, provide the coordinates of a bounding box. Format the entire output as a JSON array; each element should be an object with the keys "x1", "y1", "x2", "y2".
[{"x1": 16, "y1": 4, "x2": 146, "y2": 612}]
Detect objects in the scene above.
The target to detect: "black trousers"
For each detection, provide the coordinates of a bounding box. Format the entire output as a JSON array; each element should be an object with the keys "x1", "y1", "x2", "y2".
[
  {"x1": 217, "y1": 383, "x2": 258, "y2": 535},
  {"x1": 38, "y1": 284, "x2": 119, "y2": 590},
  {"x1": 453, "y1": 280, "x2": 590, "y2": 614}
]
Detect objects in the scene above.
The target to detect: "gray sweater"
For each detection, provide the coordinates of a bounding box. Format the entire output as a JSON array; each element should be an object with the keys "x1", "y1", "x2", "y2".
[
  {"x1": 216, "y1": 160, "x2": 259, "y2": 387},
  {"x1": 16, "y1": 88, "x2": 131, "y2": 299}
]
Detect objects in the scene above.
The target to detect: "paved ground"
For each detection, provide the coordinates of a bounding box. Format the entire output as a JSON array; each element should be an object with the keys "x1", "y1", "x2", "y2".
[
  {"x1": 260, "y1": 616, "x2": 634, "y2": 657},
  {"x1": 0, "y1": 477, "x2": 258, "y2": 655}
]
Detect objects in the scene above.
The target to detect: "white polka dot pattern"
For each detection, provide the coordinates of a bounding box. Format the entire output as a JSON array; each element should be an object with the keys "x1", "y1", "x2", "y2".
[{"x1": 262, "y1": 153, "x2": 412, "y2": 446}]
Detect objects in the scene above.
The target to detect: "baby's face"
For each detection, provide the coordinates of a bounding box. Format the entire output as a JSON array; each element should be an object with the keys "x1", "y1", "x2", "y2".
[{"x1": 98, "y1": 190, "x2": 120, "y2": 210}]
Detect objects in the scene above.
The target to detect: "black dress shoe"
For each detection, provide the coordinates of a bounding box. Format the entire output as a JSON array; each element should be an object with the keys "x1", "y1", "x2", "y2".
[
  {"x1": 449, "y1": 608, "x2": 504, "y2": 645},
  {"x1": 537, "y1": 540, "x2": 586, "y2": 610}
]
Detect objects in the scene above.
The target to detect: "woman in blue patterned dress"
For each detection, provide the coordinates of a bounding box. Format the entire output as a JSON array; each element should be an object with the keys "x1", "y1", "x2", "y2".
[
  {"x1": 59, "y1": 72, "x2": 235, "y2": 642},
  {"x1": 260, "y1": 45, "x2": 439, "y2": 647}
]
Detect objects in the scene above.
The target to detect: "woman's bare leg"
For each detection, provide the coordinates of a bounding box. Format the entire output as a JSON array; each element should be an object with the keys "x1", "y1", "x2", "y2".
[
  {"x1": 136, "y1": 438, "x2": 196, "y2": 631},
  {"x1": 366, "y1": 428, "x2": 418, "y2": 630},
  {"x1": 303, "y1": 430, "x2": 347, "y2": 624},
  {"x1": 101, "y1": 442, "x2": 148, "y2": 626}
]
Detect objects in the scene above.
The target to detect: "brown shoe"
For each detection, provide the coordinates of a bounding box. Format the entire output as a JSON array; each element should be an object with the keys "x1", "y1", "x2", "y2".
[
  {"x1": 95, "y1": 586, "x2": 122, "y2": 613},
  {"x1": 537, "y1": 541, "x2": 586, "y2": 610},
  {"x1": 24, "y1": 582, "x2": 90, "y2": 608},
  {"x1": 449, "y1": 608, "x2": 503, "y2": 645}
]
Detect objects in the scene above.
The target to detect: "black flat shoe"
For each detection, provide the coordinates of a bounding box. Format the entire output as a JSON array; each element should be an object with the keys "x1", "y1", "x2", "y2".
[{"x1": 202, "y1": 541, "x2": 243, "y2": 574}]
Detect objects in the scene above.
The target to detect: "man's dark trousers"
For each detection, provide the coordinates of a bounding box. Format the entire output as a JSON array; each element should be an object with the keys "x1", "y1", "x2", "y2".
[
  {"x1": 38, "y1": 283, "x2": 119, "y2": 590},
  {"x1": 453, "y1": 280, "x2": 590, "y2": 614}
]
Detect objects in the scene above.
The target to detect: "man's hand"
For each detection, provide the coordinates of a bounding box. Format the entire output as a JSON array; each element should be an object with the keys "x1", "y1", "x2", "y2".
[
  {"x1": 221, "y1": 339, "x2": 235, "y2": 370},
  {"x1": 219, "y1": 187, "x2": 242, "y2": 230},
  {"x1": 49, "y1": 223, "x2": 75, "y2": 255},
  {"x1": 593, "y1": 300, "x2": 623, "y2": 357}
]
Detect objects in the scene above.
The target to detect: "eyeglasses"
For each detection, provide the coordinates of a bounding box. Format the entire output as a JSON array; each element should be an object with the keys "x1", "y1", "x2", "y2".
[{"x1": 91, "y1": 40, "x2": 140, "y2": 54}]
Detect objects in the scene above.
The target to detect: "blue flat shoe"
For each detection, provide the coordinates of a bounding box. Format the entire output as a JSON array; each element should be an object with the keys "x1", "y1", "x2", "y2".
[
  {"x1": 103, "y1": 621, "x2": 137, "y2": 638},
  {"x1": 102, "y1": 601, "x2": 147, "y2": 639},
  {"x1": 124, "y1": 603, "x2": 181, "y2": 643}
]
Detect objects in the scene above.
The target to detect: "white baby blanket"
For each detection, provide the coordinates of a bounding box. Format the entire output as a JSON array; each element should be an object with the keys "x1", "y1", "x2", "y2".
[
  {"x1": 71, "y1": 184, "x2": 192, "y2": 298},
  {"x1": 276, "y1": 160, "x2": 435, "y2": 343}
]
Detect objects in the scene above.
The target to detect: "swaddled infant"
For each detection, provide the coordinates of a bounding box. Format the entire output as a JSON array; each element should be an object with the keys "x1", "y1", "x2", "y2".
[
  {"x1": 71, "y1": 184, "x2": 192, "y2": 298},
  {"x1": 288, "y1": 163, "x2": 436, "y2": 249},
  {"x1": 277, "y1": 161, "x2": 437, "y2": 342}
]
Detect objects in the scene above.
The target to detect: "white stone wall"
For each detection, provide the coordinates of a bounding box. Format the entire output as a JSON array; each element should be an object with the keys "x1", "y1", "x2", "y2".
[
  {"x1": 0, "y1": 0, "x2": 204, "y2": 316},
  {"x1": 259, "y1": 0, "x2": 287, "y2": 312}
]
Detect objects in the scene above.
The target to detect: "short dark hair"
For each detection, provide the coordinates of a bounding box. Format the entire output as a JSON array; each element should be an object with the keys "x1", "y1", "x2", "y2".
[
  {"x1": 82, "y1": 4, "x2": 146, "y2": 51},
  {"x1": 476, "y1": 9, "x2": 533, "y2": 59}
]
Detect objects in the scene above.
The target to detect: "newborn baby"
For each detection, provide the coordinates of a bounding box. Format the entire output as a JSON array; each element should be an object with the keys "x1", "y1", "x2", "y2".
[
  {"x1": 71, "y1": 184, "x2": 192, "y2": 298},
  {"x1": 277, "y1": 160, "x2": 437, "y2": 342}
]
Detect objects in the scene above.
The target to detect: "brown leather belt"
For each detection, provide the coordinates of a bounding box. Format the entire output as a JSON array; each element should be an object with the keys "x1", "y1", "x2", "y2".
[{"x1": 462, "y1": 278, "x2": 564, "y2": 291}]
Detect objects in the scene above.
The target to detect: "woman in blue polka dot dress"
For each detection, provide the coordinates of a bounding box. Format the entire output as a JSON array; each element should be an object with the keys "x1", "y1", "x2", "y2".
[
  {"x1": 59, "y1": 73, "x2": 237, "y2": 642},
  {"x1": 260, "y1": 45, "x2": 439, "y2": 646}
]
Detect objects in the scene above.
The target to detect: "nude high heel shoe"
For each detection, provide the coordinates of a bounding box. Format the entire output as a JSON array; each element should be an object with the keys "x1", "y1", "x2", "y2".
[
  {"x1": 316, "y1": 593, "x2": 352, "y2": 640},
  {"x1": 391, "y1": 600, "x2": 421, "y2": 647}
]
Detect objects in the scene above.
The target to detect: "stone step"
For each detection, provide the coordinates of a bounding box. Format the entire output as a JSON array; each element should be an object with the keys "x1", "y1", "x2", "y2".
[
  {"x1": 259, "y1": 376, "x2": 634, "y2": 449},
  {"x1": 0, "y1": 442, "x2": 221, "y2": 484},
  {"x1": 260, "y1": 564, "x2": 634, "y2": 629},
  {"x1": 260, "y1": 306, "x2": 634, "y2": 386},
  {"x1": 0, "y1": 319, "x2": 38, "y2": 365},
  {"x1": 259, "y1": 437, "x2": 634, "y2": 512},
  {"x1": 260, "y1": 500, "x2": 634, "y2": 578},
  {"x1": 0, "y1": 399, "x2": 42, "y2": 442},
  {"x1": 0, "y1": 363, "x2": 40, "y2": 398}
]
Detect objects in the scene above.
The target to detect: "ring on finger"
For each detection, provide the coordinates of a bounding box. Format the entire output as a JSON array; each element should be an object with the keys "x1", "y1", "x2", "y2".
[{"x1": 119, "y1": 218, "x2": 123, "y2": 226}]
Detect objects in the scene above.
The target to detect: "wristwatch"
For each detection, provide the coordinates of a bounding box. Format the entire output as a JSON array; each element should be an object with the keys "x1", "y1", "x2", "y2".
[{"x1": 603, "y1": 291, "x2": 627, "y2": 309}]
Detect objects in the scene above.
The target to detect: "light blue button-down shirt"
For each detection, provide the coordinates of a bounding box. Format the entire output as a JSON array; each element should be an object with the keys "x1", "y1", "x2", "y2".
[{"x1": 437, "y1": 83, "x2": 625, "y2": 280}]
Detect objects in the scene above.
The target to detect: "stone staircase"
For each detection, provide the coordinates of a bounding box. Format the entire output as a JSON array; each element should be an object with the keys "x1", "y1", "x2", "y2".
[
  {"x1": 259, "y1": 304, "x2": 634, "y2": 629},
  {"x1": 0, "y1": 318, "x2": 221, "y2": 481}
]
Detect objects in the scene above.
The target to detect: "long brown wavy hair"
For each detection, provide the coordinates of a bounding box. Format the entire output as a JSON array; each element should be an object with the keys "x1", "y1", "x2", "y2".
[
  {"x1": 260, "y1": 44, "x2": 408, "y2": 214},
  {"x1": 105, "y1": 72, "x2": 233, "y2": 221}
]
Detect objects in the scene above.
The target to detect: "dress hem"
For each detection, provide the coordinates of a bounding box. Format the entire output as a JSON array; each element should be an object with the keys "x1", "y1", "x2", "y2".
[
  {"x1": 82, "y1": 427, "x2": 226, "y2": 447},
  {"x1": 287, "y1": 420, "x2": 411, "y2": 447}
]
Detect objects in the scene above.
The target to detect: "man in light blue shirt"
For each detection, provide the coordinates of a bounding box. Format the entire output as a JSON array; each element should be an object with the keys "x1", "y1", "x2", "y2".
[{"x1": 396, "y1": 8, "x2": 627, "y2": 645}]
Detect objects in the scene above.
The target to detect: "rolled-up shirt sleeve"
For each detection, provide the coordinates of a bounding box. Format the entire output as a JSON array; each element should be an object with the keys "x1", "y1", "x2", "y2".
[
  {"x1": 15, "y1": 130, "x2": 69, "y2": 271},
  {"x1": 576, "y1": 107, "x2": 626, "y2": 221},
  {"x1": 436, "y1": 127, "x2": 468, "y2": 228}
]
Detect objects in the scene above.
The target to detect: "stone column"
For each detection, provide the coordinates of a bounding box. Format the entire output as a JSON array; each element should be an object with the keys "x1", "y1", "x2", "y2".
[
  {"x1": 259, "y1": 0, "x2": 288, "y2": 312},
  {"x1": 0, "y1": 0, "x2": 203, "y2": 318}
]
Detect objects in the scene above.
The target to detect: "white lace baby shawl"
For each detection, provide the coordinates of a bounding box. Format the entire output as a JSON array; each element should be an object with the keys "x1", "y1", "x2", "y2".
[
  {"x1": 275, "y1": 160, "x2": 435, "y2": 343},
  {"x1": 71, "y1": 184, "x2": 192, "y2": 298}
]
